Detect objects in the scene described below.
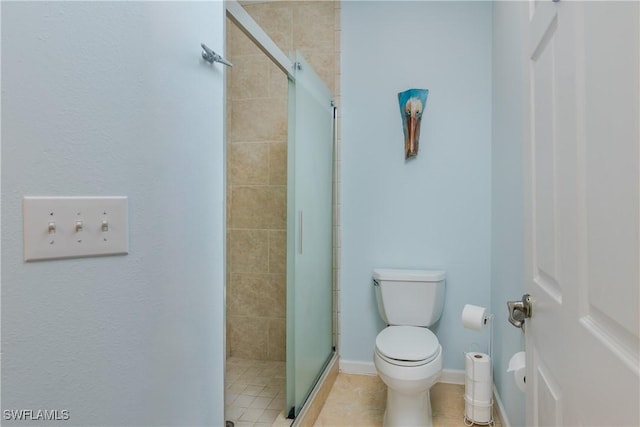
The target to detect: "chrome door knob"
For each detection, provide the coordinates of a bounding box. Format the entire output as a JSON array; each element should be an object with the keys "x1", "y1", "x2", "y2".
[{"x1": 507, "y1": 294, "x2": 533, "y2": 329}]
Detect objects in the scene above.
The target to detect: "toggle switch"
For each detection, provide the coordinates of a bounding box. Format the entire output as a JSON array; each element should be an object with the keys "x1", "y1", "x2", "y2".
[{"x1": 23, "y1": 196, "x2": 128, "y2": 261}]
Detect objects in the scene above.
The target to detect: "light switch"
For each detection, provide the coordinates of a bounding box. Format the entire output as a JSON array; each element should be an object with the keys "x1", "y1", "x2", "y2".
[{"x1": 23, "y1": 196, "x2": 129, "y2": 261}]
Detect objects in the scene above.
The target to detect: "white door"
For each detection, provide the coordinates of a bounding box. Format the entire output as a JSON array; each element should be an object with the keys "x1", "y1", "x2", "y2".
[{"x1": 523, "y1": 1, "x2": 639, "y2": 425}]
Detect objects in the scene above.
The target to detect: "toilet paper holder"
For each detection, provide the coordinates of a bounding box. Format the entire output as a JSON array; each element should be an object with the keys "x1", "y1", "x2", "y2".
[{"x1": 507, "y1": 294, "x2": 532, "y2": 329}]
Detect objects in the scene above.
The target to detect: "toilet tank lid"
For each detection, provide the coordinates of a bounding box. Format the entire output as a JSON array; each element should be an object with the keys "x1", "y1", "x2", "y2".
[{"x1": 373, "y1": 269, "x2": 446, "y2": 282}]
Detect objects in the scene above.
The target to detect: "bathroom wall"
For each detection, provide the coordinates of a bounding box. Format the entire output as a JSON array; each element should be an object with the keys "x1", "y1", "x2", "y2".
[
  {"x1": 1, "y1": 2, "x2": 226, "y2": 425},
  {"x1": 340, "y1": 1, "x2": 492, "y2": 370},
  {"x1": 491, "y1": 2, "x2": 527, "y2": 425},
  {"x1": 226, "y1": 1, "x2": 340, "y2": 361}
]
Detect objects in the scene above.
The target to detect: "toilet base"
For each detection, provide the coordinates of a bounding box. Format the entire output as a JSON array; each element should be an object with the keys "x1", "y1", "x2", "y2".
[{"x1": 383, "y1": 388, "x2": 433, "y2": 427}]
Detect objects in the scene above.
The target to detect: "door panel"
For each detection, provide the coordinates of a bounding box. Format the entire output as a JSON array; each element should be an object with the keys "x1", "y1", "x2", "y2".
[
  {"x1": 534, "y1": 361, "x2": 562, "y2": 427},
  {"x1": 532, "y1": 17, "x2": 561, "y2": 302},
  {"x1": 524, "y1": 1, "x2": 639, "y2": 425}
]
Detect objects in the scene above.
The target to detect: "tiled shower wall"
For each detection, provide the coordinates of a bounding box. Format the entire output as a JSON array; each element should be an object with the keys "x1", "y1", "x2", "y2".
[{"x1": 226, "y1": 1, "x2": 341, "y2": 361}]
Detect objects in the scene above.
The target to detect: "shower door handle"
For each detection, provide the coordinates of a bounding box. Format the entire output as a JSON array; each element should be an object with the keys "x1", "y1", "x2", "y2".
[{"x1": 298, "y1": 210, "x2": 303, "y2": 254}]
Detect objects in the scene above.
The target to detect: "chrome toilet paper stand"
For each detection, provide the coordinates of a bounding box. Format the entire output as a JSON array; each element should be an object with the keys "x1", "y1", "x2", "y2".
[{"x1": 463, "y1": 313, "x2": 494, "y2": 427}]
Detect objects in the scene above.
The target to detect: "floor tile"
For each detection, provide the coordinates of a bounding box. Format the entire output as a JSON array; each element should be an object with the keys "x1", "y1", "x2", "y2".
[
  {"x1": 249, "y1": 396, "x2": 273, "y2": 410},
  {"x1": 225, "y1": 361, "x2": 503, "y2": 427},
  {"x1": 234, "y1": 394, "x2": 256, "y2": 408},
  {"x1": 244, "y1": 385, "x2": 266, "y2": 396},
  {"x1": 257, "y1": 409, "x2": 281, "y2": 423},
  {"x1": 258, "y1": 386, "x2": 280, "y2": 398},
  {"x1": 224, "y1": 358, "x2": 286, "y2": 427},
  {"x1": 239, "y1": 408, "x2": 264, "y2": 422},
  {"x1": 315, "y1": 374, "x2": 503, "y2": 427}
]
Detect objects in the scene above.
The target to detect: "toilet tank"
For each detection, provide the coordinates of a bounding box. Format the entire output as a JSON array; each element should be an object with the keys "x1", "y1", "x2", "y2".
[{"x1": 373, "y1": 269, "x2": 446, "y2": 327}]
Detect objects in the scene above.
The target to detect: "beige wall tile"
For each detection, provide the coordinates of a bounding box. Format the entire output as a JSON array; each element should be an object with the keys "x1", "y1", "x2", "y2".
[
  {"x1": 229, "y1": 229, "x2": 269, "y2": 273},
  {"x1": 229, "y1": 54, "x2": 272, "y2": 100},
  {"x1": 269, "y1": 230, "x2": 287, "y2": 274},
  {"x1": 229, "y1": 142, "x2": 269, "y2": 185},
  {"x1": 228, "y1": 273, "x2": 286, "y2": 318},
  {"x1": 226, "y1": 82, "x2": 233, "y2": 124},
  {"x1": 269, "y1": 142, "x2": 288, "y2": 185},
  {"x1": 292, "y1": 2, "x2": 334, "y2": 53},
  {"x1": 229, "y1": 98, "x2": 287, "y2": 142},
  {"x1": 268, "y1": 61, "x2": 289, "y2": 98},
  {"x1": 245, "y1": 3, "x2": 293, "y2": 53},
  {"x1": 228, "y1": 315, "x2": 268, "y2": 359},
  {"x1": 267, "y1": 318, "x2": 286, "y2": 361},
  {"x1": 229, "y1": 186, "x2": 286, "y2": 229},
  {"x1": 227, "y1": 17, "x2": 262, "y2": 57}
]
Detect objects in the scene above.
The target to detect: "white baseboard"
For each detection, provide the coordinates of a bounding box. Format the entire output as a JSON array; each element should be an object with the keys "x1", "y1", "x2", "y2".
[
  {"x1": 339, "y1": 359, "x2": 377, "y2": 375},
  {"x1": 438, "y1": 369, "x2": 465, "y2": 384},
  {"x1": 492, "y1": 385, "x2": 512, "y2": 427}
]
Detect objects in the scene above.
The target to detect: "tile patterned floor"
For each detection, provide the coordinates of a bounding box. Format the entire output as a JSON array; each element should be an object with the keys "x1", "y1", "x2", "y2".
[
  {"x1": 315, "y1": 374, "x2": 503, "y2": 427},
  {"x1": 225, "y1": 361, "x2": 503, "y2": 427},
  {"x1": 225, "y1": 357, "x2": 286, "y2": 427}
]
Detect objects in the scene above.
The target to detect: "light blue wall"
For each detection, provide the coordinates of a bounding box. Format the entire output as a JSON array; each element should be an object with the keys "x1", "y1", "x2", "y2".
[
  {"x1": 1, "y1": 2, "x2": 226, "y2": 426},
  {"x1": 340, "y1": 1, "x2": 493, "y2": 370},
  {"x1": 491, "y1": 2, "x2": 527, "y2": 425}
]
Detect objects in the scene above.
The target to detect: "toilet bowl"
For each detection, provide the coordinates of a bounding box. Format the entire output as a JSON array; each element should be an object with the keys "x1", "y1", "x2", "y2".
[
  {"x1": 372, "y1": 269, "x2": 446, "y2": 427},
  {"x1": 374, "y1": 326, "x2": 443, "y2": 426}
]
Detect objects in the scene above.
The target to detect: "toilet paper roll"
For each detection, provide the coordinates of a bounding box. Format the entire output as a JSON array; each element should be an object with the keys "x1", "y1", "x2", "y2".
[
  {"x1": 513, "y1": 367, "x2": 526, "y2": 392},
  {"x1": 461, "y1": 304, "x2": 488, "y2": 331},
  {"x1": 464, "y1": 395, "x2": 492, "y2": 423},
  {"x1": 465, "y1": 376, "x2": 492, "y2": 403},
  {"x1": 465, "y1": 352, "x2": 491, "y2": 382},
  {"x1": 507, "y1": 351, "x2": 526, "y2": 392}
]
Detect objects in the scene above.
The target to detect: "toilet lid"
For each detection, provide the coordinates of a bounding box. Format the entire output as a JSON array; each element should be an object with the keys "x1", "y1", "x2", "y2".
[{"x1": 376, "y1": 326, "x2": 439, "y2": 362}]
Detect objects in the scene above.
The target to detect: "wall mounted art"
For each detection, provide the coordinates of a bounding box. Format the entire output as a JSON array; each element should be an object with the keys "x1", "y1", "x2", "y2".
[{"x1": 398, "y1": 88, "x2": 429, "y2": 160}]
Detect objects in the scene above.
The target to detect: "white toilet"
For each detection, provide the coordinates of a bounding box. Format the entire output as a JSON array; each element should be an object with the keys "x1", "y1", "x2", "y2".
[{"x1": 373, "y1": 268, "x2": 446, "y2": 427}]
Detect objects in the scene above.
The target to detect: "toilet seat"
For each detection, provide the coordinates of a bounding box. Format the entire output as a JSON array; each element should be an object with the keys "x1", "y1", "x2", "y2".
[
  {"x1": 375, "y1": 326, "x2": 440, "y2": 366},
  {"x1": 375, "y1": 349, "x2": 440, "y2": 367}
]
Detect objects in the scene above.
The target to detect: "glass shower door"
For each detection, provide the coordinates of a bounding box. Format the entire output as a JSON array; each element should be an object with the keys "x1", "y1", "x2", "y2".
[{"x1": 286, "y1": 52, "x2": 334, "y2": 417}]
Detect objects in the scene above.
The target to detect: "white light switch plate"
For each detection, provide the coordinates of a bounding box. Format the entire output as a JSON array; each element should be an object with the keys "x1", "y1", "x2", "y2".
[{"x1": 23, "y1": 196, "x2": 129, "y2": 261}]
